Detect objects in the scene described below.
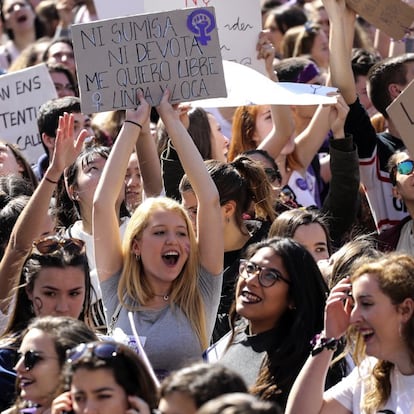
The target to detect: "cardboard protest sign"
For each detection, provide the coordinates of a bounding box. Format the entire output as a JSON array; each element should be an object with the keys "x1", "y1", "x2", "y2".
[
  {"x1": 93, "y1": 0, "x2": 265, "y2": 75},
  {"x1": 0, "y1": 64, "x2": 57, "y2": 165},
  {"x1": 386, "y1": 78, "x2": 414, "y2": 157},
  {"x1": 71, "y1": 7, "x2": 226, "y2": 113},
  {"x1": 192, "y1": 60, "x2": 338, "y2": 107},
  {"x1": 346, "y1": 0, "x2": 414, "y2": 40}
]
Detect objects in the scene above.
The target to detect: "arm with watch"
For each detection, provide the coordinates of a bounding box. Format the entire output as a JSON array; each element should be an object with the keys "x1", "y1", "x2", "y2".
[{"x1": 285, "y1": 277, "x2": 353, "y2": 414}]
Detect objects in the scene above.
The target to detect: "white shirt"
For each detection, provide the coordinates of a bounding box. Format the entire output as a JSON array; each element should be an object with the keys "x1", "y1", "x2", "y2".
[{"x1": 325, "y1": 357, "x2": 414, "y2": 413}]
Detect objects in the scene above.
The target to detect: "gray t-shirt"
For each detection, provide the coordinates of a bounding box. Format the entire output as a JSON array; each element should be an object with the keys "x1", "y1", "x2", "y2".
[{"x1": 101, "y1": 266, "x2": 222, "y2": 378}]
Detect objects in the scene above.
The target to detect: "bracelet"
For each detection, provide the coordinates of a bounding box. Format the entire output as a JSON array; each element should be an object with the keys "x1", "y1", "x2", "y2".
[
  {"x1": 44, "y1": 176, "x2": 59, "y2": 184},
  {"x1": 310, "y1": 332, "x2": 339, "y2": 356},
  {"x1": 124, "y1": 120, "x2": 142, "y2": 129}
]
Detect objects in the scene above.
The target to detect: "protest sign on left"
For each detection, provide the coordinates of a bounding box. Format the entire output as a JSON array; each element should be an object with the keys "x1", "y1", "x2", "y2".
[{"x1": 0, "y1": 64, "x2": 57, "y2": 165}]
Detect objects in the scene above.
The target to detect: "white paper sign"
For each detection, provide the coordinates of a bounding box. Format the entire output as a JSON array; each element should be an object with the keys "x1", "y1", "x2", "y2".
[
  {"x1": 93, "y1": 0, "x2": 265, "y2": 74},
  {"x1": 191, "y1": 60, "x2": 338, "y2": 107},
  {"x1": 0, "y1": 64, "x2": 57, "y2": 165}
]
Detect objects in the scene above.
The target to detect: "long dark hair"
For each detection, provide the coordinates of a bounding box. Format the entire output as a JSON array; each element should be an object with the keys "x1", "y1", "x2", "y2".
[
  {"x1": 187, "y1": 107, "x2": 212, "y2": 159},
  {"x1": 228, "y1": 237, "x2": 328, "y2": 407}
]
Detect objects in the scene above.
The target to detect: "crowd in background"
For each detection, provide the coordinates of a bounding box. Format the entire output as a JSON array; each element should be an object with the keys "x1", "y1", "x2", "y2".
[{"x1": 0, "y1": 0, "x2": 414, "y2": 413}]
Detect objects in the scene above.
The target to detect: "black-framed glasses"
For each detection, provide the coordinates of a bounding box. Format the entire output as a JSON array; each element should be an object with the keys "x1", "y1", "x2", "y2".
[
  {"x1": 15, "y1": 350, "x2": 57, "y2": 371},
  {"x1": 264, "y1": 167, "x2": 281, "y2": 184},
  {"x1": 66, "y1": 341, "x2": 121, "y2": 364},
  {"x1": 32, "y1": 235, "x2": 85, "y2": 255},
  {"x1": 239, "y1": 259, "x2": 291, "y2": 287},
  {"x1": 397, "y1": 159, "x2": 414, "y2": 176}
]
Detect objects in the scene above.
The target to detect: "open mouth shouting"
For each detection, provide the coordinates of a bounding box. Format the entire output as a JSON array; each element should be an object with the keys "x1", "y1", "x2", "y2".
[
  {"x1": 162, "y1": 250, "x2": 180, "y2": 266},
  {"x1": 16, "y1": 13, "x2": 28, "y2": 23}
]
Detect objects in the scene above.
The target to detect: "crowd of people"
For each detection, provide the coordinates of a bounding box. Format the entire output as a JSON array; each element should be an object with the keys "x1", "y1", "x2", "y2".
[{"x1": 0, "y1": 0, "x2": 414, "y2": 413}]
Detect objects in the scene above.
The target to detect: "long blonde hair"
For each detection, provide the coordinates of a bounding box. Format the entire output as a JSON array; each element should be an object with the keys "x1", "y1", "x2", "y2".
[{"x1": 118, "y1": 197, "x2": 208, "y2": 349}]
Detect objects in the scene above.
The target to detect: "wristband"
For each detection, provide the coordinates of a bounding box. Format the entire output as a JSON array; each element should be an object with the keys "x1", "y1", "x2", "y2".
[
  {"x1": 124, "y1": 120, "x2": 142, "y2": 128},
  {"x1": 310, "y1": 332, "x2": 339, "y2": 356},
  {"x1": 44, "y1": 176, "x2": 59, "y2": 184}
]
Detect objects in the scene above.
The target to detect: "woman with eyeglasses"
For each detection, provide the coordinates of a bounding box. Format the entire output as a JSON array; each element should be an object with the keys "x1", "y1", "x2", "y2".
[
  {"x1": 7, "y1": 316, "x2": 97, "y2": 414},
  {"x1": 179, "y1": 156, "x2": 276, "y2": 343},
  {"x1": 0, "y1": 113, "x2": 94, "y2": 411},
  {"x1": 207, "y1": 237, "x2": 329, "y2": 410},
  {"x1": 47, "y1": 62, "x2": 78, "y2": 98},
  {"x1": 52, "y1": 340, "x2": 159, "y2": 414}
]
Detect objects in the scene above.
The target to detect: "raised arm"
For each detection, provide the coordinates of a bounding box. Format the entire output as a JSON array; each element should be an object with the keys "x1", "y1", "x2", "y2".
[
  {"x1": 321, "y1": 95, "x2": 360, "y2": 243},
  {"x1": 93, "y1": 94, "x2": 151, "y2": 282},
  {"x1": 323, "y1": 0, "x2": 357, "y2": 104},
  {"x1": 285, "y1": 277, "x2": 353, "y2": 414},
  {"x1": 258, "y1": 104, "x2": 295, "y2": 160},
  {"x1": 293, "y1": 103, "x2": 331, "y2": 172},
  {"x1": 156, "y1": 90, "x2": 223, "y2": 276},
  {"x1": 257, "y1": 36, "x2": 295, "y2": 160},
  {"x1": 135, "y1": 116, "x2": 163, "y2": 198},
  {"x1": 0, "y1": 113, "x2": 88, "y2": 312}
]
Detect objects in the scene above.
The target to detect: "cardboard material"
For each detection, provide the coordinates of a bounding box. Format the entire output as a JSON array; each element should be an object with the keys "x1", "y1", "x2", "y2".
[
  {"x1": 191, "y1": 60, "x2": 338, "y2": 107},
  {"x1": 346, "y1": 0, "x2": 414, "y2": 40},
  {"x1": 386, "y1": 77, "x2": 414, "y2": 157},
  {"x1": 93, "y1": 0, "x2": 266, "y2": 74},
  {"x1": 72, "y1": 7, "x2": 226, "y2": 113},
  {"x1": 0, "y1": 64, "x2": 57, "y2": 165}
]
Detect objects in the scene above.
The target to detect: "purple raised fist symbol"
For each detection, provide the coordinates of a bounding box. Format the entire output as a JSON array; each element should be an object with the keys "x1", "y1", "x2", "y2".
[{"x1": 187, "y1": 9, "x2": 216, "y2": 46}]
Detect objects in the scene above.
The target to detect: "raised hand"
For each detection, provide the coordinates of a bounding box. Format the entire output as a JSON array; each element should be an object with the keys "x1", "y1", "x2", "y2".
[
  {"x1": 46, "y1": 112, "x2": 89, "y2": 182},
  {"x1": 126, "y1": 396, "x2": 152, "y2": 414},
  {"x1": 50, "y1": 391, "x2": 73, "y2": 414},
  {"x1": 256, "y1": 30, "x2": 276, "y2": 79},
  {"x1": 328, "y1": 93, "x2": 350, "y2": 138},
  {"x1": 324, "y1": 276, "x2": 353, "y2": 339},
  {"x1": 125, "y1": 91, "x2": 151, "y2": 127}
]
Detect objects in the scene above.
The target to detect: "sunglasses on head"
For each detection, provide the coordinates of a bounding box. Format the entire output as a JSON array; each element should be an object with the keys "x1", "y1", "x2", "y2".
[
  {"x1": 396, "y1": 159, "x2": 414, "y2": 176},
  {"x1": 66, "y1": 342, "x2": 121, "y2": 364},
  {"x1": 32, "y1": 235, "x2": 85, "y2": 255},
  {"x1": 15, "y1": 350, "x2": 53, "y2": 371}
]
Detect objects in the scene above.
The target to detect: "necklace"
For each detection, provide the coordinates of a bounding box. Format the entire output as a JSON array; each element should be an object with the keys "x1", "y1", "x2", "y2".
[{"x1": 153, "y1": 293, "x2": 170, "y2": 301}]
